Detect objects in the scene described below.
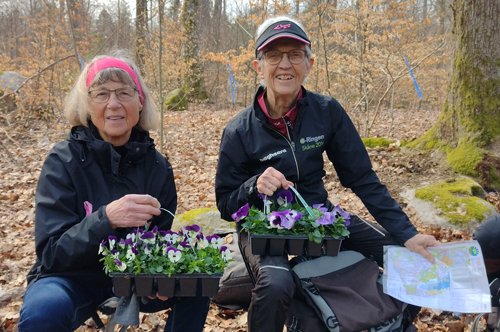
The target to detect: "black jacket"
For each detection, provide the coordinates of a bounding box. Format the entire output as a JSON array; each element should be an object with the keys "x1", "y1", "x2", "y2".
[
  {"x1": 27, "y1": 123, "x2": 177, "y2": 287},
  {"x1": 215, "y1": 87, "x2": 417, "y2": 245}
]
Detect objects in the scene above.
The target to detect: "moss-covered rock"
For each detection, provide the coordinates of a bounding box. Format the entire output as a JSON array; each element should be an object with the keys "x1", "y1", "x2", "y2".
[
  {"x1": 172, "y1": 208, "x2": 235, "y2": 235},
  {"x1": 446, "y1": 143, "x2": 485, "y2": 177},
  {"x1": 164, "y1": 88, "x2": 188, "y2": 111},
  {"x1": 414, "y1": 177, "x2": 496, "y2": 228},
  {"x1": 362, "y1": 137, "x2": 396, "y2": 148}
]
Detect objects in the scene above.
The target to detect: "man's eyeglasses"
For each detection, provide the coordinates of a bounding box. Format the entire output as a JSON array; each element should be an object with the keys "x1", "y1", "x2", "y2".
[
  {"x1": 262, "y1": 49, "x2": 307, "y2": 65},
  {"x1": 88, "y1": 87, "x2": 138, "y2": 103}
]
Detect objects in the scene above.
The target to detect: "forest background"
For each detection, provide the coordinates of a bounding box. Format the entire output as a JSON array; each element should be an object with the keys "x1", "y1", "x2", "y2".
[
  {"x1": 0, "y1": 0, "x2": 452, "y2": 138},
  {"x1": 2, "y1": 0, "x2": 485, "y2": 331}
]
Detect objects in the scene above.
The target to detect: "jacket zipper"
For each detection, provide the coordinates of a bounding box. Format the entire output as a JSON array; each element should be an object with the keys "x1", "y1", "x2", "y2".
[{"x1": 257, "y1": 118, "x2": 300, "y2": 189}]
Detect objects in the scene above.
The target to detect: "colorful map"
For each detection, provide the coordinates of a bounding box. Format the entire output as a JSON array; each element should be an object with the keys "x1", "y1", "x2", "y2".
[{"x1": 383, "y1": 241, "x2": 491, "y2": 313}]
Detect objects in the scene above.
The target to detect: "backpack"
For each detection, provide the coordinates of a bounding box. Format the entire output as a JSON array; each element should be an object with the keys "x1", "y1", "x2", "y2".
[
  {"x1": 285, "y1": 251, "x2": 416, "y2": 332},
  {"x1": 211, "y1": 230, "x2": 253, "y2": 310}
]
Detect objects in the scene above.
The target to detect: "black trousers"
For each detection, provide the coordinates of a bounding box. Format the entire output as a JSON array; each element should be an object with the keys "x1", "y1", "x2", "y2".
[
  {"x1": 238, "y1": 214, "x2": 405, "y2": 332},
  {"x1": 474, "y1": 215, "x2": 500, "y2": 283}
]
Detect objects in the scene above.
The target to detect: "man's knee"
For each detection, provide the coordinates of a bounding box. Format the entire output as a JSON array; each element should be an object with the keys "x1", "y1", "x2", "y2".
[{"x1": 255, "y1": 268, "x2": 295, "y2": 302}]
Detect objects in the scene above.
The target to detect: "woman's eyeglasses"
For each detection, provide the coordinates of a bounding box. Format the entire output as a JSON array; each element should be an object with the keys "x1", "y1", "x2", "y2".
[
  {"x1": 88, "y1": 87, "x2": 138, "y2": 103},
  {"x1": 262, "y1": 49, "x2": 307, "y2": 65}
]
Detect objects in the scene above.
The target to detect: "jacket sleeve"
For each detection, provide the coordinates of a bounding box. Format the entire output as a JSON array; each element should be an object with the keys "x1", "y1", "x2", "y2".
[
  {"x1": 215, "y1": 126, "x2": 263, "y2": 221},
  {"x1": 34, "y1": 152, "x2": 124, "y2": 273},
  {"x1": 325, "y1": 104, "x2": 418, "y2": 245}
]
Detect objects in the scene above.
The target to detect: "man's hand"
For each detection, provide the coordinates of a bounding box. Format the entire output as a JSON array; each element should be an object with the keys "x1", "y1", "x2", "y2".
[{"x1": 404, "y1": 234, "x2": 441, "y2": 264}]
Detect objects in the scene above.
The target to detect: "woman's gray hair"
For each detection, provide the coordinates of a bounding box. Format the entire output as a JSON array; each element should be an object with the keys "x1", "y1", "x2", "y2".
[
  {"x1": 255, "y1": 16, "x2": 313, "y2": 88},
  {"x1": 64, "y1": 49, "x2": 159, "y2": 131}
]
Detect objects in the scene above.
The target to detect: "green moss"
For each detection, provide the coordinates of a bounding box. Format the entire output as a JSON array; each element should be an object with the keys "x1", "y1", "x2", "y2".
[
  {"x1": 362, "y1": 137, "x2": 395, "y2": 148},
  {"x1": 164, "y1": 88, "x2": 188, "y2": 111},
  {"x1": 446, "y1": 143, "x2": 484, "y2": 177},
  {"x1": 414, "y1": 178, "x2": 493, "y2": 227},
  {"x1": 172, "y1": 208, "x2": 236, "y2": 235},
  {"x1": 488, "y1": 166, "x2": 500, "y2": 188},
  {"x1": 177, "y1": 208, "x2": 215, "y2": 222}
]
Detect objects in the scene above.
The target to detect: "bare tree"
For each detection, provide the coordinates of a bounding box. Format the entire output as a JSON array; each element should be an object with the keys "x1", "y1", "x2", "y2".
[{"x1": 412, "y1": 0, "x2": 500, "y2": 188}]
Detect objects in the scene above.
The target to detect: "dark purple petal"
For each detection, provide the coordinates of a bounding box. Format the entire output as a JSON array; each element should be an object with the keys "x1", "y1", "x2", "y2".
[
  {"x1": 125, "y1": 238, "x2": 133, "y2": 245},
  {"x1": 111, "y1": 249, "x2": 118, "y2": 255},
  {"x1": 158, "y1": 230, "x2": 167, "y2": 237},
  {"x1": 220, "y1": 245, "x2": 228, "y2": 253},
  {"x1": 231, "y1": 203, "x2": 250, "y2": 222},
  {"x1": 115, "y1": 258, "x2": 123, "y2": 266},
  {"x1": 100, "y1": 240, "x2": 107, "y2": 247},
  {"x1": 258, "y1": 194, "x2": 266, "y2": 200},
  {"x1": 179, "y1": 241, "x2": 191, "y2": 248},
  {"x1": 151, "y1": 225, "x2": 158, "y2": 234},
  {"x1": 108, "y1": 235, "x2": 117, "y2": 241},
  {"x1": 277, "y1": 190, "x2": 293, "y2": 204},
  {"x1": 140, "y1": 231, "x2": 155, "y2": 240},
  {"x1": 131, "y1": 247, "x2": 139, "y2": 255},
  {"x1": 206, "y1": 234, "x2": 221, "y2": 243}
]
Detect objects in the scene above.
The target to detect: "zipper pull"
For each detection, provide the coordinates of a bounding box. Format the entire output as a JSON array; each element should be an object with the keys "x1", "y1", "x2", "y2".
[
  {"x1": 291, "y1": 141, "x2": 295, "y2": 151},
  {"x1": 284, "y1": 116, "x2": 294, "y2": 131}
]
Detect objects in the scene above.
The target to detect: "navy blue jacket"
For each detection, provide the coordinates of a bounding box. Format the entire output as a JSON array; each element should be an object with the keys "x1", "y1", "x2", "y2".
[
  {"x1": 215, "y1": 87, "x2": 417, "y2": 245},
  {"x1": 27, "y1": 123, "x2": 177, "y2": 287}
]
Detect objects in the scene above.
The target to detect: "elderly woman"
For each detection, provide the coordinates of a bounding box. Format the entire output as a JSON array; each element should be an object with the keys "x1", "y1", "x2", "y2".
[
  {"x1": 215, "y1": 16, "x2": 440, "y2": 331},
  {"x1": 18, "y1": 51, "x2": 209, "y2": 332}
]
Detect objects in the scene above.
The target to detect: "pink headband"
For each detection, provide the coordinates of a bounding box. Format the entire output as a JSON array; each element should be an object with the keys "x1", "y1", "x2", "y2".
[{"x1": 86, "y1": 57, "x2": 144, "y2": 105}]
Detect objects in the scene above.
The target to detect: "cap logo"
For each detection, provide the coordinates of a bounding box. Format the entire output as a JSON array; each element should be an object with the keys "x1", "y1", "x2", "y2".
[{"x1": 274, "y1": 23, "x2": 292, "y2": 30}]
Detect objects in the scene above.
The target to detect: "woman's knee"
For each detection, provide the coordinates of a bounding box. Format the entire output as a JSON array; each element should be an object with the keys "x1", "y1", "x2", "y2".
[{"x1": 19, "y1": 278, "x2": 90, "y2": 331}]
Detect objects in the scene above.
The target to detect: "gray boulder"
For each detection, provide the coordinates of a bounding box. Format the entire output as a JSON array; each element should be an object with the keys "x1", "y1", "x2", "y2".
[{"x1": 0, "y1": 71, "x2": 25, "y2": 92}]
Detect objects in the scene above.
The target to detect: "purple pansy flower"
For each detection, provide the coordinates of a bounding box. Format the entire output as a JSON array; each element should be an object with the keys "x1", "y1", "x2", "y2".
[
  {"x1": 313, "y1": 204, "x2": 328, "y2": 213},
  {"x1": 231, "y1": 203, "x2": 250, "y2": 222},
  {"x1": 268, "y1": 210, "x2": 302, "y2": 229},
  {"x1": 167, "y1": 247, "x2": 182, "y2": 262},
  {"x1": 277, "y1": 190, "x2": 293, "y2": 205},
  {"x1": 108, "y1": 235, "x2": 117, "y2": 249},
  {"x1": 332, "y1": 204, "x2": 351, "y2": 226},
  {"x1": 316, "y1": 212, "x2": 335, "y2": 225}
]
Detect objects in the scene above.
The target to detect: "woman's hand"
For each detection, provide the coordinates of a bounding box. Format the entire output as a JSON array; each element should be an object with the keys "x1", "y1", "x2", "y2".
[
  {"x1": 106, "y1": 194, "x2": 161, "y2": 229},
  {"x1": 256, "y1": 167, "x2": 294, "y2": 196},
  {"x1": 404, "y1": 234, "x2": 442, "y2": 264}
]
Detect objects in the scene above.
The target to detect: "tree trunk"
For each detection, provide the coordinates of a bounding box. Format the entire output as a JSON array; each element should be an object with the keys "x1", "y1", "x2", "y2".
[
  {"x1": 413, "y1": 0, "x2": 500, "y2": 188},
  {"x1": 181, "y1": 0, "x2": 208, "y2": 102},
  {"x1": 135, "y1": 0, "x2": 147, "y2": 70}
]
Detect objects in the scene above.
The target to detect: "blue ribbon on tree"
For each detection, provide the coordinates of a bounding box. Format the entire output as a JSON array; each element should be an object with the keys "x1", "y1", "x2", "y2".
[
  {"x1": 397, "y1": 36, "x2": 422, "y2": 99},
  {"x1": 227, "y1": 63, "x2": 239, "y2": 103}
]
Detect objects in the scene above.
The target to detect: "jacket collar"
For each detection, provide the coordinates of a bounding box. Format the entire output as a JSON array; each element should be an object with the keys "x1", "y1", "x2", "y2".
[
  {"x1": 69, "y1": 121, "x2": 155, "y2": 170},
  {"x1": 252, "y1": 86, "x2": 309, "y2": 121}
]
